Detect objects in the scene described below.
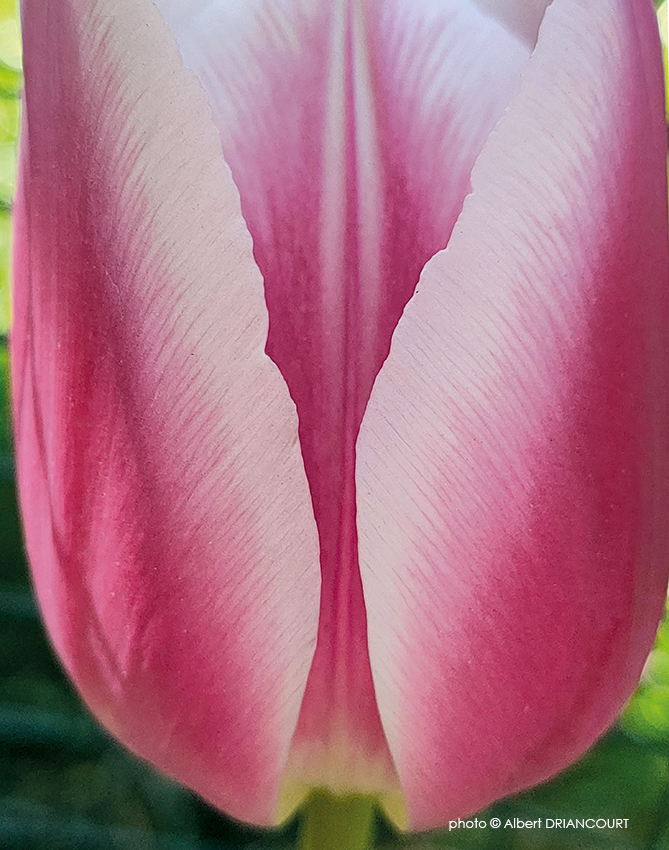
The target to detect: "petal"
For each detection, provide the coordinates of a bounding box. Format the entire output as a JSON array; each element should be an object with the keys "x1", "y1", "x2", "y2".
[
  {"x1": 472, "y1": 0, "x2": 552, "y2": 46},
  {"x1": 12, "y1": 0, "x2": 320, "y2": 826},
  {"x1": 157, "y1": 0, "x2": 531, "y2": 810},
  {"x1": 357, "y1": 0, "x2": 669, "y2": 831}
]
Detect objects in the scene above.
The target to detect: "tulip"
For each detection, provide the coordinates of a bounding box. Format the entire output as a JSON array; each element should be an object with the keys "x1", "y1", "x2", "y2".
[{"x1": 10, "y1": 0, "x2": 669, "y2": 844}]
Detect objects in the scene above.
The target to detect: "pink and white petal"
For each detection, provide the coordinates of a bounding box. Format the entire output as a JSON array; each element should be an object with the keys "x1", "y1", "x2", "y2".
[
  {"x1": 159, "y1": 0, "x2": 531, "y2": 422},
  {"x1": 472, "y1": 0, "x2": 552, "y2": 46},
  {"x1": 12, "y1": 0, "x2": 320, "y2": 826},
  {"x1": 357, "y1": 0, "x2": 669, "y2": 831},
  {"x1": 155, "y1": 0, "x2": 531, "y2": 803}
]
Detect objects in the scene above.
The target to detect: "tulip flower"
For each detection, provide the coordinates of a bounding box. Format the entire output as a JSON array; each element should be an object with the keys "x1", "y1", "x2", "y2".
[{"x1": 10, "y1": 0, "x2": 669, "y2": 845}]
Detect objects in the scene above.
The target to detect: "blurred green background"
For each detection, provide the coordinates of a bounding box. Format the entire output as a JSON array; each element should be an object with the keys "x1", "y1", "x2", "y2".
[{"x1": 2, "y1": 1, "x2": 669, "y2": 848}]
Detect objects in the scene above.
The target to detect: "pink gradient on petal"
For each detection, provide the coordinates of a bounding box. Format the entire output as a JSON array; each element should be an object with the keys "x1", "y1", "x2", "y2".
[
  {"x1": 160, "y1": 0, "x2": 529, "y2": 795},
  {"x1": 357, "y1": 0, "x2": 669, "y2": 830},
  {"x1": 13, "y1": 0, "x2": 320, "y2": 825}
]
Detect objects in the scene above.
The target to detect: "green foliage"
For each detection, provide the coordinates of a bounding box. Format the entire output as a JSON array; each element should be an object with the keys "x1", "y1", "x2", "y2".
[
  {"x1": 622, "y1": 605, "x2": 669, "y2": 746},
  {"x1": 0, "y1": 0, "x2": 18, "y2": 334}
]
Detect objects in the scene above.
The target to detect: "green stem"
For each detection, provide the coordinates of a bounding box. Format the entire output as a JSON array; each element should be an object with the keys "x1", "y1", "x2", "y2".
[{"x1": 297, "y1": 789, "x2": 377, "y2": 850}]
